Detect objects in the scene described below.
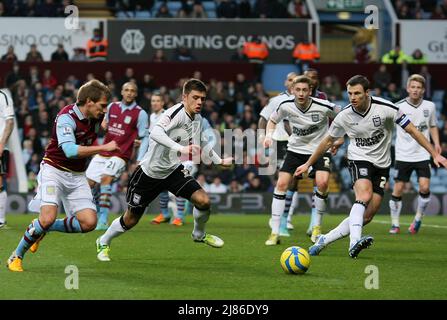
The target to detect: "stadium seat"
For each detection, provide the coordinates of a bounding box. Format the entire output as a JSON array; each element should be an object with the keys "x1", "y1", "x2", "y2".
[
  {"x1": 432, "y1": 90, "x2": 444, "y2": 102},
  {"x1": 135, "y1": 11, "x2": 152, "y2": 18}
]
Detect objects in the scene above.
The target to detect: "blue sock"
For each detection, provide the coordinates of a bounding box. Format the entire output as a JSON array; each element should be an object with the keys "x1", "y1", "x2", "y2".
[
  {"x1": 15, "y1": 219, "x2": 46, "y2": 258},
  {"x1": 283, "y1": 190, "x2": 294, "y2": 218},
  {"x1": 184, "y1": 200, "x2": 192, "y2": 216},
  {"x1": 99, "y1": 184, "x2": 112, "y2": 225},
  {"x1": 176, "y1": 197, "x2": 185, "y2": 220},
  {"x1": 159, "y1": 191, "x2": 170, "y2": 218},
  {"x1": 48, "y1": 216, "x2": 83, "y2": 233},
  {"x1": 91, "y1": 185, "x2": 101, "y2": 213}
]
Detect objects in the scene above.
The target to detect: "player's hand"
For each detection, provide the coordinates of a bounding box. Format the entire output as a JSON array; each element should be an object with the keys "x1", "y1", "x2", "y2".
[
  {"x1": 180, "y1": 144, "x2": 201, "y2": 156},
  {"x1": 103, "y1": 140, "x2": 120, "y2": 152},
  {"x1": 133, "y1": 139, "x2": 142, "y2": 147},
  {"x1": 434, "y1": 154, "x2": 447, "y2": 168},
  {"x1": 220, "y1": 157, "x2": 234, "y2": 167},
  {"x1": 294, "y1": 163, "x2": 309, "y2": 177},
  {"x1": 263, "y1": 137, "x2": 273, "y2": 149},
  {"x1": 330, "y1": 138, "x2": 344, "y2": 156}
]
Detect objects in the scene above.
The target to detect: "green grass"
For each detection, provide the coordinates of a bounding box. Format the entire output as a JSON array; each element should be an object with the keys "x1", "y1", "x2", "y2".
[{"x1": 1, "y1": 213, "x2": 447, "y2": 300}]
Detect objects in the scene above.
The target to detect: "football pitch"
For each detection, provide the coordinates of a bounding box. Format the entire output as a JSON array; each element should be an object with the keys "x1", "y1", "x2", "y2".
[{"x1": 1, "y1": 213, "x2": 447, "y2": 300}]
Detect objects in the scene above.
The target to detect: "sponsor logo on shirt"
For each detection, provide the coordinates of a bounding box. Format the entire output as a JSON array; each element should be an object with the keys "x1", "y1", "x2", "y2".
[
  {"x1": 292, "y1": 125, "x2": 319, "y2": 136},
  {"x1": 354, "y1": 132, "x2": 384, "y2": 147}
]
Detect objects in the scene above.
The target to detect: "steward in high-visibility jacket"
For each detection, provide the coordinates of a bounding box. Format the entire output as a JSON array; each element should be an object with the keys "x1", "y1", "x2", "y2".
[
  {"x1": 242, "y1": 37, "x2": 269, "y2": 64},
  {"x1": 292, "y1": 41, "x2": 320, "y2": 63},
  {"x1": 87, "y1": 29, "x2": 108, "y2": 61}
]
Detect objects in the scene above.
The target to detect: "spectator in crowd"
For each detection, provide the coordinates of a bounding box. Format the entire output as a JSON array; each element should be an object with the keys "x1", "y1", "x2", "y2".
[
  {"x1": 354, "y1": 43, "x2": 371, "y2": 64},
  {"x1": 243, "y1": 35, "x2": 269, "y2": 82},
  {"x1": 409, "y1": 49, "x2": 427, "y2": 64},
  {"x1": 5, "y1": 62, "x2": 24, "y2": 88},
  {"x1": 217, "y1": 0, "x2": 238, "y2": 18},
  {"x1": 320, "y1": 75, "x2": 342, "y2": 102},
  {"x1": 238, "y1": 0, "x2": 251, "y2": 18},
  {"x1": 152, "y1": 49, "x2": 167, "y2": 62},
  {"x1": 190, "y1": 1, "x2": 207, "y2": 18},
  {"x1": 381, "y1": 45, "x2": 410, "y2": 64},
  {"x1": 1, "y1": 45, "x2": 19, "y2": 62},
  {"x1": 431, "y1": 5, "x2": 446, "y2": 19},
  {"x1": 385, "y1": 82, "x2": 402, "y2": 102},
  {"x1": 25, "y1": 44, "x2": 44, "y2": 62},
  {"x1": 292, "y1": 39, "x2": 319, "y2": 73},
  {"x1": 287, "y1": 0, "x2": 308, "y2": 18},
  {"x1": 208, "y1": 177, "x2": 228, "y2": 193},
  {"x1": 51, "y1": 44, "x2": 69, "y2": 61},
  {"x1": 27, "y1": 171, "x2": 38, "y2": 193},
  {"x1": 419, "y1": 66, "x2": 433, "y2": 99},
  {"x1": 253, "y1": 0, "x2": 288, "y2": 18},
  {"x1": 86, "y1": 28, "x2": 108, "y2": 61},
  {"x1": 172, "y1": 46, "x2": 196, "y2": 61},
  {"x1": 155, "y1": 3, "x2": 173, "y2": 18},
  {"x1": 72, "y1": 47, "x2": 88, "y2": 61},
  {"x1": 36, "y1": 0, "x2": 58, "y2": 17},
  {"x1": 229, "y1": 179, "x2": 243, "y2": 192},
  {"x1": 373, "y1": 64, "x2": 392, "y2": 93}
]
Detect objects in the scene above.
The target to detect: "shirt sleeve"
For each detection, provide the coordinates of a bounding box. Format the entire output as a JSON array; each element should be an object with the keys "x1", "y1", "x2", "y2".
[
  {"x1": 0, "y1": 90, "x2": 14, "y2": 119},
  {"x1": 269, "y1": 103, "x2": 287, "y2": 124},
  {"x1": 260, "y1": 97, "x2": 277, "y2": 121},
  {"x1": 429, "y1": 104, "x2": 437, "y2": 127},
  {"x1": 394, "y1": 107, "x2": 411, "y2": 129},
  {"x1": 328, "y1": 114, "x2": 346, "y2": 138},
  {"x1": 56, "y1": 114, "x2": 77, "y2": 146},
  {"x1": 136, "y1": 110, "x2": 149, "y2": 161}
]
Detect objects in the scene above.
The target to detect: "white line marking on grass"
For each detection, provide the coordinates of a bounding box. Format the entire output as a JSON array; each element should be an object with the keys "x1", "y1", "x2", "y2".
[{"x1": 373, "y1": 219, "x2": 447, "y2": 229}]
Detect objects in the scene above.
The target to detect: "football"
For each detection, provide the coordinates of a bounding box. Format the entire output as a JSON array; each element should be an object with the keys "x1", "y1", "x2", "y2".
[{"x1": 280, "y1": 246, "x2": 311, "y2": 275}]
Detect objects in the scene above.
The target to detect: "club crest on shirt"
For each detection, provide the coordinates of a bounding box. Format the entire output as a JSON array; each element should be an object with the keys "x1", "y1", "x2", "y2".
[
  {"x1": 311, "y1": 113, "x2": 319, "y2": 122},
  {"x1": 133, "y1": 193, "x2": 141, "y2": 205},
  {"x1": 372, "y1": 115, "x2": 381, "y2": 127},
  {"x1": 423, "y1": 109, "x2": 429, "y2": 118},
  {"x1": 359, "y1": 168, "x2": 368, "y2": 176},
  {"x1": 124, "y1": 116, "x2": 132, "y2": 124}
]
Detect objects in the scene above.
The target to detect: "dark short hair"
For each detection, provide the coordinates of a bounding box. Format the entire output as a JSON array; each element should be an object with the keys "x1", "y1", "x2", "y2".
[
  {"x1": 77, "y1": 79, "x2": 111, "y2": 106},
  {"x1": 346, "y1": 75, "x2": 370, "y2": 91},
  {"x1": 183, "y1": 78, "x2": 207, "y2": 95}
]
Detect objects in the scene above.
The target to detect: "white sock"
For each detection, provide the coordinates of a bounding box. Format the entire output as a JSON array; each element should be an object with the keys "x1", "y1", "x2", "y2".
[
  {"x1": 349, "y1": 202, "x2": 366, "y2": 249},
  {"x1": 287, "y1": 191, "x2": 299, "y2": 223},
  {"x1": 314, "y1": 190, "x2": 328, "y2": 227},
  {"x1": 192, "y1": 207, "x2": 210, "y2": 240},
  {"x1": 389, "y1": 196, "x2": 402, "y2": 227},
  {"x1": 415, "y1": 193, "x2": 430, "y2": 222},
  {"x1": 100, "y1": 216, "x2": 126, "y2": 245},
  {"x1": 0, "y1": 191, "x2": 6, "y2": 224},
  {"x1": 271, "y1": 189, "x2": 286, "y2": 235},
  {"x1": 324, "y1": 217, "x2": 350, "y2": 245}
]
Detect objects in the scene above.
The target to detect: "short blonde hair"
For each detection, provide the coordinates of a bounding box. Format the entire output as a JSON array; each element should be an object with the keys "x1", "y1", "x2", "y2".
[
  {"x1": 407, "y1": 74, "x2": 425, "y2": 88},
  {"x1": 292, "y1": 75, "x2": 312, "y2": 87}
]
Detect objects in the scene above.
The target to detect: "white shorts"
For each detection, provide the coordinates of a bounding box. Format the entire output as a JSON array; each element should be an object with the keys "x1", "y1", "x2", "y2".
[
  {"x1": 28, "y1": 162, "x2": 96, "y2": 217},
  {"x1": 85, "y1": 155, "x2": 126, "y2": 184}
]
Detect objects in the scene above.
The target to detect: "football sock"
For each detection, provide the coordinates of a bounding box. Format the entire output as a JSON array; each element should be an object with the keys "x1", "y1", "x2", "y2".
[
  {"x1": 100, "y1": 216, "x2": 128, "y2": 246},
  {"x1": 287, "y1": 190, "x2": 299, "y2": 223},
  {"x1": 389, "y1": 195, "x2": 402, "y2": 227},
  {"x1": 314, "y1": 189, "x2": 328, "y2": 227},
  {"x1": 308, "y1": 186, "x2": 317, "y2": 231},
  {"x1": 176, "y1": 197, "x2": 186, "y2": 220},
  {"x1": 98, "y1": 184, "x2": 112, "y2": 225},
  {"x1": 192, "y1": 206, "x2": 210, "y2": 240},
  {"x1": 91, "y1": 185, "x2": 100, "y2": 213},
  {"x1": 48, "y1": 216, "x2": 83, "y2": 233},
  {"x1": 0, "y1": 190, "x2": 6, "y2": 224},
  {"x1": 349, "y1": 201, "x2": 367, "y2": 248},
  {"x1": 15, "y1": 219, "x2": 46, "y2": 258},
  {"x1": 415, "y1": 192, "x2": 430, "y2": 222},
  {"x1": 159, "y1": 191, "x2": 170, "y2": 218},
  {"x1": 271, "y1": 189, "x2": 286, "y2": 235},
  {"x1": 283, "y1": 190, "x2": 294, "y2": 219},
  {"x1": 324, "y1": 217, "x2": 350, "y2": 245}
]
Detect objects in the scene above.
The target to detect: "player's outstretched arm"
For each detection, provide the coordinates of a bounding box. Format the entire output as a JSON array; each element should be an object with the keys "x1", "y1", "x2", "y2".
[
  {"x1": 405, "y1": 122, "x2": 447, "y2": 168},
  {"x1": 294, "y1": 134, "x2": 336, "y2": 177},
  {"x1": 263, "y1": 119, "x2": 277, "y2": 148}
]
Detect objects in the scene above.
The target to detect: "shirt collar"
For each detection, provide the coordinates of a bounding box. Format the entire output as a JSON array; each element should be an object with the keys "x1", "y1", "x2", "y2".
[
  {"x1": 73, "y1": 104, "x2": 85, "y2": 120},
  {"x1": 120, "y1": 101, "x2": 137, "y2": 111}
]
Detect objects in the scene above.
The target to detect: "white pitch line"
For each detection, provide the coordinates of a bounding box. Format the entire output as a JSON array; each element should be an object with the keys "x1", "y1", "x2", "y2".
[{"x1": 373, "y1": 219, "x2": 447, "y2": 229}]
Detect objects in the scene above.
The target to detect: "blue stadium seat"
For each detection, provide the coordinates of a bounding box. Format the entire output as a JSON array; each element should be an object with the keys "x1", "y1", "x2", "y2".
[
  {"x1": 432, "y1": 90, "x2": 444, "y2": 102},
  {"x1": 207, "y1": 9, "x2": 217, "y2": 18},
  {"x1": 202, "y1": 1, "x2": 216, "y2": 11},
  {"x1": 135, "y1": 11, "x2": 152, "y2": 18}
]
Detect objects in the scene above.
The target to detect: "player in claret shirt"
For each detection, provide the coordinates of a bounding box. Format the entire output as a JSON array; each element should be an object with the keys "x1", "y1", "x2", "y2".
[{"x1": 7, "y1": 80, "x2": 120, "y2": 272}]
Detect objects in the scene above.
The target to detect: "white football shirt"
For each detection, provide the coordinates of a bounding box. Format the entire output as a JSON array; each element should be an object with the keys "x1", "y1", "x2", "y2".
[
  {"x1": 270, "y1": 96, "x2": 337, "y2": 155},
  {"x1": 395, "y1": 98, "x2": 437, "y2": 162},
  {"x1": 0, "y1": 89, "x2": 14, "y2": 150},
  {"x1": 140, "y1": 103, "x2": 201, "y2": 179},
  {"x1": 260, "y1": 90, "x2": 293, "y2": 141},
  {"x1": 329, "y1": 96, "x2": 410, "y2": 168}
]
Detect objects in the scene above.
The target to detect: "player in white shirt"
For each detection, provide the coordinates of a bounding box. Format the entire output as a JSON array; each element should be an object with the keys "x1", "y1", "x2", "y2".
[
  {"x1": 96, "y1": 79, "x2": 233, "y2": 261},
  {"x1": 0, "y1": 89, "x2": 14, "y2": 229},
  {"x1": 389, "y1": 74, "x2": 441, "y2": 235},
  {"x1": 263, "y1": 76, "x2": 338, "y2": 245},
  {"x1": 296, "y1": 75, "x2": 447, "y2": 258},
  {"x1": 259, "y1": 72, "x2": 296, "y2": 236}
]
